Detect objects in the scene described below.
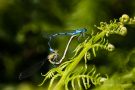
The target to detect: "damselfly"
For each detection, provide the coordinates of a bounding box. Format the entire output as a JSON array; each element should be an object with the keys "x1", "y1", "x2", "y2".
[
  {"x1": 47, "y1": 28, "x2": 87, "y2": 64},
  {"x1": 19, "y1": 28, "x2": 87, "y2": 80},
  {"x1": 47, "y1": 28, "x2": 87, "y2": 52}
]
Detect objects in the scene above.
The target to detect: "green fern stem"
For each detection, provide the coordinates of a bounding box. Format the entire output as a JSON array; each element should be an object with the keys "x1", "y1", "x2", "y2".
[{"x1": 53, "y1": 31, "x2": 107, "y2": 90}]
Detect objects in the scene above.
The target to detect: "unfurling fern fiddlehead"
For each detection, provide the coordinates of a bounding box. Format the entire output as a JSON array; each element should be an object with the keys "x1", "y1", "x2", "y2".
[{"x1": 39, "y1": 14, "x2": 134, "y2": 90}]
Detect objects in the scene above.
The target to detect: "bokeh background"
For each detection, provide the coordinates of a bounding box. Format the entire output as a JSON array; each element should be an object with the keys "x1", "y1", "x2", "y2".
[{"x1": 0, "y1": 0, "x2": 135, "y2": 90}]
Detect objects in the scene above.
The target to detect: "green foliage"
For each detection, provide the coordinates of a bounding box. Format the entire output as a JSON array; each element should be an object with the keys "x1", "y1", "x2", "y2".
[
  {"x1": 38, "y1": 14, "x2": 135, "y2": 90},
  {"x1": 94, "y1": 67, "x2": 135, "y2": 90}
]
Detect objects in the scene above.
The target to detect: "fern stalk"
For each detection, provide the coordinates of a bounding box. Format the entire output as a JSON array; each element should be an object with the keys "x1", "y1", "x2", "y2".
[{"x1": 53, "y1": 31, "x2": 106, "y2": 90}]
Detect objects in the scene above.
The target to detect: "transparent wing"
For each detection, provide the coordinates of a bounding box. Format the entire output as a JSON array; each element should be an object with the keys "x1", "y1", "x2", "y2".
[{"x1": 19, "y1": 59, "x2": 46, "y2": 80}]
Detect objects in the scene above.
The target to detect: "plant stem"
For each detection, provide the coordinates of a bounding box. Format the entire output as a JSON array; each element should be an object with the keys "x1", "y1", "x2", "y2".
[{"x1": 53, "y1": 31, "x2": 106, "y2": 90}]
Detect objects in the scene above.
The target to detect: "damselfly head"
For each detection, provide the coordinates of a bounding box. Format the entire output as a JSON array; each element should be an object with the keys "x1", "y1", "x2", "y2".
[{"x1": 82, "y1": 28, "x2": 87, "y2": 32}]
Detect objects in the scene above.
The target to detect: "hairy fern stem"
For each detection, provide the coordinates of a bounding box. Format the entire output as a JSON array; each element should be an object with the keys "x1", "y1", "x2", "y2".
[{"x1": 53, "y1": 30, "x2": 106, "y2": 90}]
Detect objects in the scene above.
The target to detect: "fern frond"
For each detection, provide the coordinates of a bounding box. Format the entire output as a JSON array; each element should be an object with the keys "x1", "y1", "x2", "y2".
[
  {"x1": 48, "y1": 74, "x2": 61, "y2": 90},
  {"x1": 58, "y1": 60, "x2": 73, "y2": 70},
  {"x1": 64, "y1": 65, "x2": 104, "y2": 90},
  {"x1": 71, "y1": 37, "x2": 90, "y2": 59},
  {"x1": 39, "y1": 67, "x2": 63, "y2": 86}
]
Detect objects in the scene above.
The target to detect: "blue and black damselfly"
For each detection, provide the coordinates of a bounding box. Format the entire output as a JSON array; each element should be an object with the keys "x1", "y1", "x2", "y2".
[{"x1": 19, "y1": 28, "x2": 87, "y2": 80}]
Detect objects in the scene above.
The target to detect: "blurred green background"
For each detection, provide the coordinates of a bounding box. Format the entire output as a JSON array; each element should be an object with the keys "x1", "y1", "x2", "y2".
[{"x1": 0, "y1": 0, "x2": 135, "y2": 90}]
